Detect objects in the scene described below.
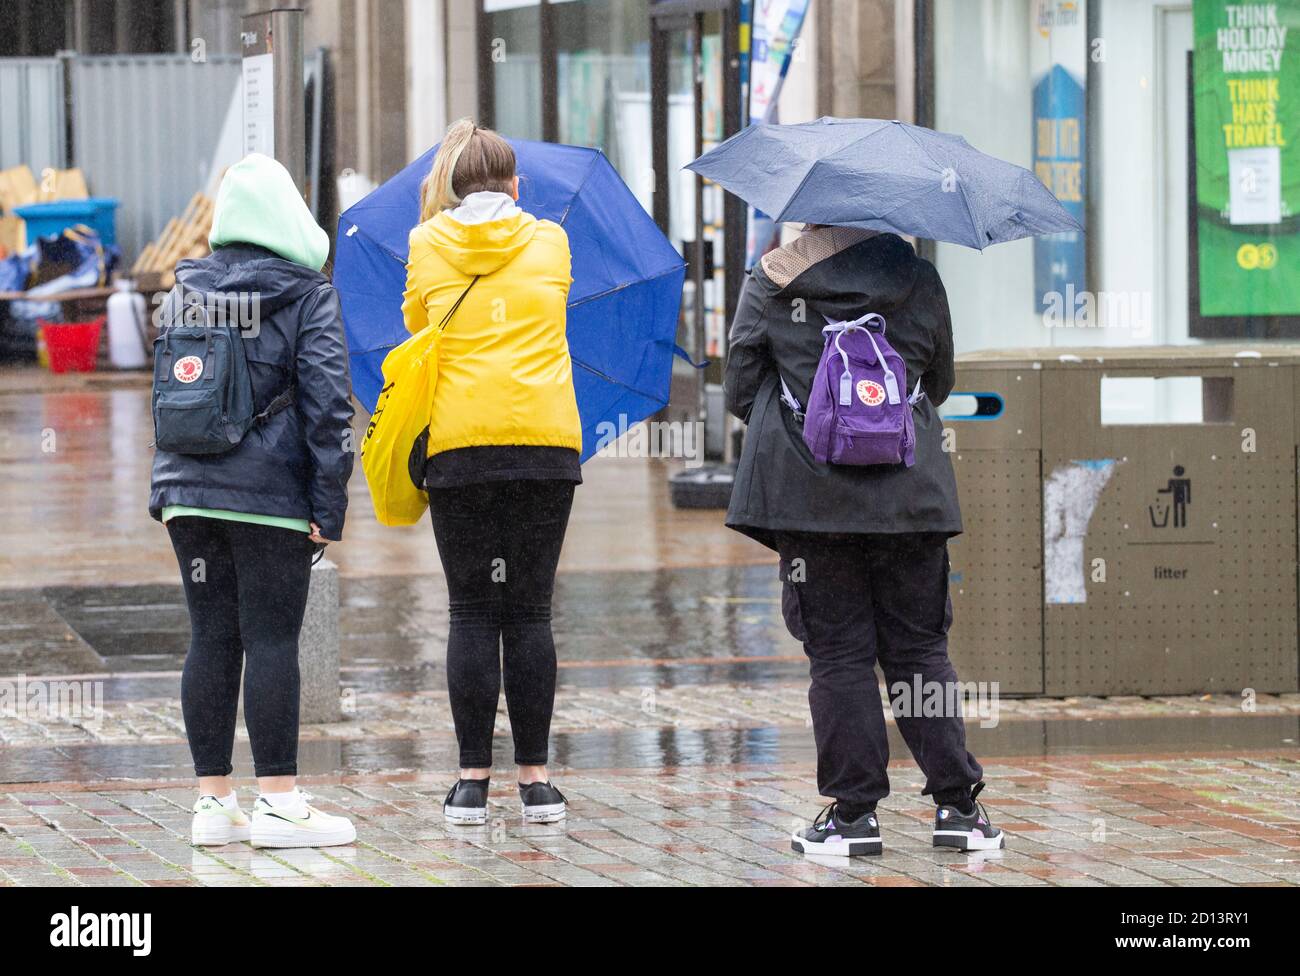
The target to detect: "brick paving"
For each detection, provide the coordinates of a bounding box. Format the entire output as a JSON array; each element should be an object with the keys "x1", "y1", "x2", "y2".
[
  {"x1": 3, "y1": 596, "x2": 1299, "y2": 887},
  {"x1": 1, "y1": 756, "x2": 1297, "y2": 887}
]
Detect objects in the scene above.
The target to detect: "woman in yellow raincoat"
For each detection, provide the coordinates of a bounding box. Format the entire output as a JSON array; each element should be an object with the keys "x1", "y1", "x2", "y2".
[{"x1": 402, "y1": 119, "x2": 581, "y2": 827}]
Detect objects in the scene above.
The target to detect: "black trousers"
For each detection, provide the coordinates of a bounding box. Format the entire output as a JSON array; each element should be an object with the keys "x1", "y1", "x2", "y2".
[
  {"x1": 428, "y1": 480, "x2": 575, "y2": 768},
  {"x1": 775, "y1": 531, "x2": 983, "y2": 808},
  {"x1": 167, "y1": 517, "x2": 314, "y2": 778}
]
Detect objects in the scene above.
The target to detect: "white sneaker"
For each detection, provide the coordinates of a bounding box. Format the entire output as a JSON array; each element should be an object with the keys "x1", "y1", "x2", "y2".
[
  {"x1": 191, "y1": 794, "x2": 251, "y2": 846},
  {"x1": 249, "y1": 790, "x2": 357, "y2": 848}
]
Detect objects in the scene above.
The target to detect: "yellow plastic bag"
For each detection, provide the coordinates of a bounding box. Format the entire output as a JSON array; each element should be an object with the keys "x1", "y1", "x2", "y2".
[{"x1": 360, "y1": 324, "x2": 440, "y2": 526}]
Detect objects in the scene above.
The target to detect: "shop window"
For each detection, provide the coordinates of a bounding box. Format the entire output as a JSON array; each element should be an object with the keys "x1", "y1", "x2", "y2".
[
  {"x1": 484, "y1": 0, "x2": 544, "y2": 142},
  {"x1": 554, "y1": 0, "x2": 652, "y2": 211}
]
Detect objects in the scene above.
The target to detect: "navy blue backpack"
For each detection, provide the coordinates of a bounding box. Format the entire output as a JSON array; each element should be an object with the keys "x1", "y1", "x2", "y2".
[{"x1": 151, "y1": 292, "x2": 293, "y2": 455}]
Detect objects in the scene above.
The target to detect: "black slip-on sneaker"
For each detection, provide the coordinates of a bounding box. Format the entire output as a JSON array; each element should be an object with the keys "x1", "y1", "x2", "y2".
[
  {"x1": 933, "y1": 781, "x2": 1005, "y2": 851},
  {"x1": 519, "y1": 781, "x2": 566, "y2": 823},
  {"x1": 790, "y1": 803, "x2": 882, "y2": 857},
  {"x1": 443, "y1": 778, "x2": 489, "y2": 825}
]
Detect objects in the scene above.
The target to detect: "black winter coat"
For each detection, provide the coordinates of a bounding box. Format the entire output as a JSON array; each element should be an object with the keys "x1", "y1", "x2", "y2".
[
  {"x1": 724, "y1": 230, "x2": 962, "y2": 549},
  {"x1": 148, "y1": 244, "x2": 355, "y2": 539}
]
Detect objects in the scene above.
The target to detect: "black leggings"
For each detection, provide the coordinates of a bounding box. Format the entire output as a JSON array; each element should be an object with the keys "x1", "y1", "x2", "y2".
[
  {"x1": 166, "y1": 516, "x2": 314, "y2": 778},
  {"x1": 428, "y1": 480, "x2": 575, "y2": 768}
]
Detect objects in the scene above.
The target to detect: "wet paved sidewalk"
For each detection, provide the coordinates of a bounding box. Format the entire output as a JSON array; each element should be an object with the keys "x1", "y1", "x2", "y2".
[
  {"x1": 5, "y1": 680, "x2": 1300, "y2": 749},
  {"x1": 3, "y1": 755, "x2": 1299, "y2": 887},
  {"x1": 2, "y1": 372, "x2": 1298, "y2": 886},
  {"x1": 4, "y1": 661, "x2": 1299, "y2": 886}
]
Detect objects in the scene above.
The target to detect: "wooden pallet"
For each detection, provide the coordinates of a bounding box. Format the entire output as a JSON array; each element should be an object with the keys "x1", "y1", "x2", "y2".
[{"x1": 131, "y1": 192, "x2": 214, "y2": 286}]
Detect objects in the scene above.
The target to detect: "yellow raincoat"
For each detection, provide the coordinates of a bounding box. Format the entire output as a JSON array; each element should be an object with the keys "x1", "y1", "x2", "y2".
[
  {"x1": 401, "y1": 207, "x2": 581, "y2": 457},
  {"x1": 362, "y1": 204, "x2": 581, "y2": 525}
]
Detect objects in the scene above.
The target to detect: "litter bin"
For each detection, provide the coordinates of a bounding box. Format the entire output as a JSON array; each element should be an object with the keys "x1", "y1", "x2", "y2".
[
  {"x1": 945, "y1": 345, "x2": 1300, "y2": 697},
  {"x1": 940, "y1": 361, "x2": 1044, "y2": 695}
]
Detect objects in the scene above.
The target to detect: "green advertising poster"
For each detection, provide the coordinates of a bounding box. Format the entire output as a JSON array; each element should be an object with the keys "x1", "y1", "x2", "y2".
[{"x1": 1193, "y1": 0, "x2": 1300, "y2": 330}]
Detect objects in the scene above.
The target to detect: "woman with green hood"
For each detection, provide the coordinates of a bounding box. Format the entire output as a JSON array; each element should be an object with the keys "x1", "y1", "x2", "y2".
[{"x1": 149, "y1": 153, "x2": 357, "y2": 849}]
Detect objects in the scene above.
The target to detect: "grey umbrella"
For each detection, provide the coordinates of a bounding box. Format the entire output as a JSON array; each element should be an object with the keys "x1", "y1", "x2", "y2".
[{"x1": 686, "y1": 116, "x2": 1081, "y2": 249}]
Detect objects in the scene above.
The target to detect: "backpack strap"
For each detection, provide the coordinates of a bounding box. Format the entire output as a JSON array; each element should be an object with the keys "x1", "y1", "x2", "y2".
[
  {"x1": 154, "y1": 290, "x2": 193, "y2": 384},
  {"x1": 908, "y1": 376, "x2": 925, "y2": 404},
  {"x1": 822, "y1": 313, "x2": 901, "y2": 406},
  {"x1": 253, "y1": 384, "x2": 297, "y2": 424},
  {"x1": 778, "y1": 374, "x2": 804, "y2": 422},
  {"x1": 861, "y1": 328, "x2": 901, "y2": 405},
  {"x1": 438, "y1": 275, "x2": 480, "y2": 332}
]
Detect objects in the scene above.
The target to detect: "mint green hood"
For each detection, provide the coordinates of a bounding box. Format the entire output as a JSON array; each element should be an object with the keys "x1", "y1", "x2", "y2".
[{"x1": 208, "y1": 153, "x2": 329, "y2": 272}]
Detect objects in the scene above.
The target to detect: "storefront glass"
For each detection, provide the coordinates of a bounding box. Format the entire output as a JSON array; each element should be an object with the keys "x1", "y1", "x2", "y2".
[
  {"x1": 934, "y1": 0, "x2": 1300, "y2": 350},
  {"x1": 484, "y1": 0, "x2": 543, "y2": 141},
  {"x1": 934, "y1": 0, "x2": 1070, "y2": 351},
  {"x1": 553, "y1": 0, "x2": 653, "y2": 212}
]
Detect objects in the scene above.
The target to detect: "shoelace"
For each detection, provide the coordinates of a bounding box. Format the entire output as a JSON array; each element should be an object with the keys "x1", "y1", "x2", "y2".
[
  {"x1": 812, "y1": 801, "x2": 839, "y2": 831},
  {"x1": 969, "y1": 782, "x2": 992, "y2": 826}
]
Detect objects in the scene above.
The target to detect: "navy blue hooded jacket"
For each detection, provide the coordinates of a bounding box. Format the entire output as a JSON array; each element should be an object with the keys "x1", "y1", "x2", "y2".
[{"x1": 148, "y1": 244, "x2": 355, "y2": 539}]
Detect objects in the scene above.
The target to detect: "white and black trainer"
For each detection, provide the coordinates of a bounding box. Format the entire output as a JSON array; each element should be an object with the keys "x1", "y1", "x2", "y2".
[
  {"x1": 790, "y1": 803, "x2": 882, "y2": 857},
  {"x1": 519, "y1": 781, "x2": 567, "y2": 823},
  {"x1": 443, "y1": 778, "x2": 489, "y2": 825},
  {"x1": 933, "y1": 782, "x2": 1005, "y2": 851}
]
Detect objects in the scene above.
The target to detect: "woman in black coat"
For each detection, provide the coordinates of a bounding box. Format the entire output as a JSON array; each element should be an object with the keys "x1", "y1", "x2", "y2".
[{"x1": 725, "y1": 226, "x2": 1003, "y2": 857}]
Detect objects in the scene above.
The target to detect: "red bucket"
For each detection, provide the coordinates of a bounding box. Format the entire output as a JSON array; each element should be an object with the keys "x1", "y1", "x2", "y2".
[{"x1": 41, "y1": 317, "x2": 104, "y2": 373}]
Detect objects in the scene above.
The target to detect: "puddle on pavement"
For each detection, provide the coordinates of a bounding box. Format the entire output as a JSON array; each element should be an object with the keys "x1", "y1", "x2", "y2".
[
  {"x1": 4, "y1": 715, "x2": 1296, "y2": 785},
  {"x1": 21, "y1": 564, "x2": 801, "y2": 672},
  {"x1": 5, "y1": 566, "x2": 1298, "y2": 786}
]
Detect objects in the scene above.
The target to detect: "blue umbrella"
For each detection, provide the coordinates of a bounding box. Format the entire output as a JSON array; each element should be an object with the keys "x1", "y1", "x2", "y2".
[
  {"x1": 335, "y1": 140, "x2": 686, "y2": 460},
  {"x1": 686, "y1": 117, "x2": 1081, "y2": 248}
]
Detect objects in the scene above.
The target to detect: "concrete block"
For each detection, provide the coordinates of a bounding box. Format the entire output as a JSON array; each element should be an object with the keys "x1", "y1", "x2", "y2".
[{"x1": 298, "y1": 555, "x2": 340, "y2": 723}]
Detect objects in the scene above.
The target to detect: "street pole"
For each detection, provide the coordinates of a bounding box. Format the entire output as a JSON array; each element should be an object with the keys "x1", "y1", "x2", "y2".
[{"x1": 240, "y1": 7, "x2": 306, "y2": 194}]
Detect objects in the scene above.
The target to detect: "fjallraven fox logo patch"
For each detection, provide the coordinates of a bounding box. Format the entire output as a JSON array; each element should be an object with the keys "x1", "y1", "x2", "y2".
[
  {"x1": 173, "y1": 355, "x2": 203, "y2": 383},
  {"x1": 857, "y1": 379, "x2": 885, "y2": 406}
]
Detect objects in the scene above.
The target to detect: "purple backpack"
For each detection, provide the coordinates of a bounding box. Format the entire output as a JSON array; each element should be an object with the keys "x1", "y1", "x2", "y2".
[{"x1": 780, "y1": 312, "x2": 924, "y2": 467}]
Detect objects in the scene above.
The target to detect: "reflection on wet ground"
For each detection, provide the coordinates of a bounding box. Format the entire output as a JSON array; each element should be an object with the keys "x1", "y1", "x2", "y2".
[
  {"x1": 4, "y1": 563, "x2": 1299, "y2": 786},
  {"x1": 26, "y1": 563, "x2": 795, "y2": 675},
  {"x1": 5, "y1": 708, "x2": 1298, "y2": 784},
  {"x1": 8, "y1": 754, "x2": 1300, "y2": 887}
]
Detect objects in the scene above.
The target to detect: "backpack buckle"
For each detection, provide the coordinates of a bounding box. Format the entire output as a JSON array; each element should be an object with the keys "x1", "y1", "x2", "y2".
[{"x1": 779, "y1": 375, "x2": 805, "y2": 423}]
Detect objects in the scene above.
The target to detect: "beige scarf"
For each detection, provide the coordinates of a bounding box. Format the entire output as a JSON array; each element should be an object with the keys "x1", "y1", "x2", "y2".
[{"x1": 759, "y1": 225, "x2": 878, "y2": 289}]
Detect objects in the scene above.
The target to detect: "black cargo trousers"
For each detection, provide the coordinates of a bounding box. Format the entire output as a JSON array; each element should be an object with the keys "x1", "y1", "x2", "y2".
[{"x1": 775, "y1": 530, "x2": 983, "y2": 809}]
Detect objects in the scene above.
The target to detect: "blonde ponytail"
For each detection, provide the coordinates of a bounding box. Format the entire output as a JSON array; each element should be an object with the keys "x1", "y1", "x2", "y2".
[{"x1": 419, "y1": 118, "x2": 517, "y2": 222}]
